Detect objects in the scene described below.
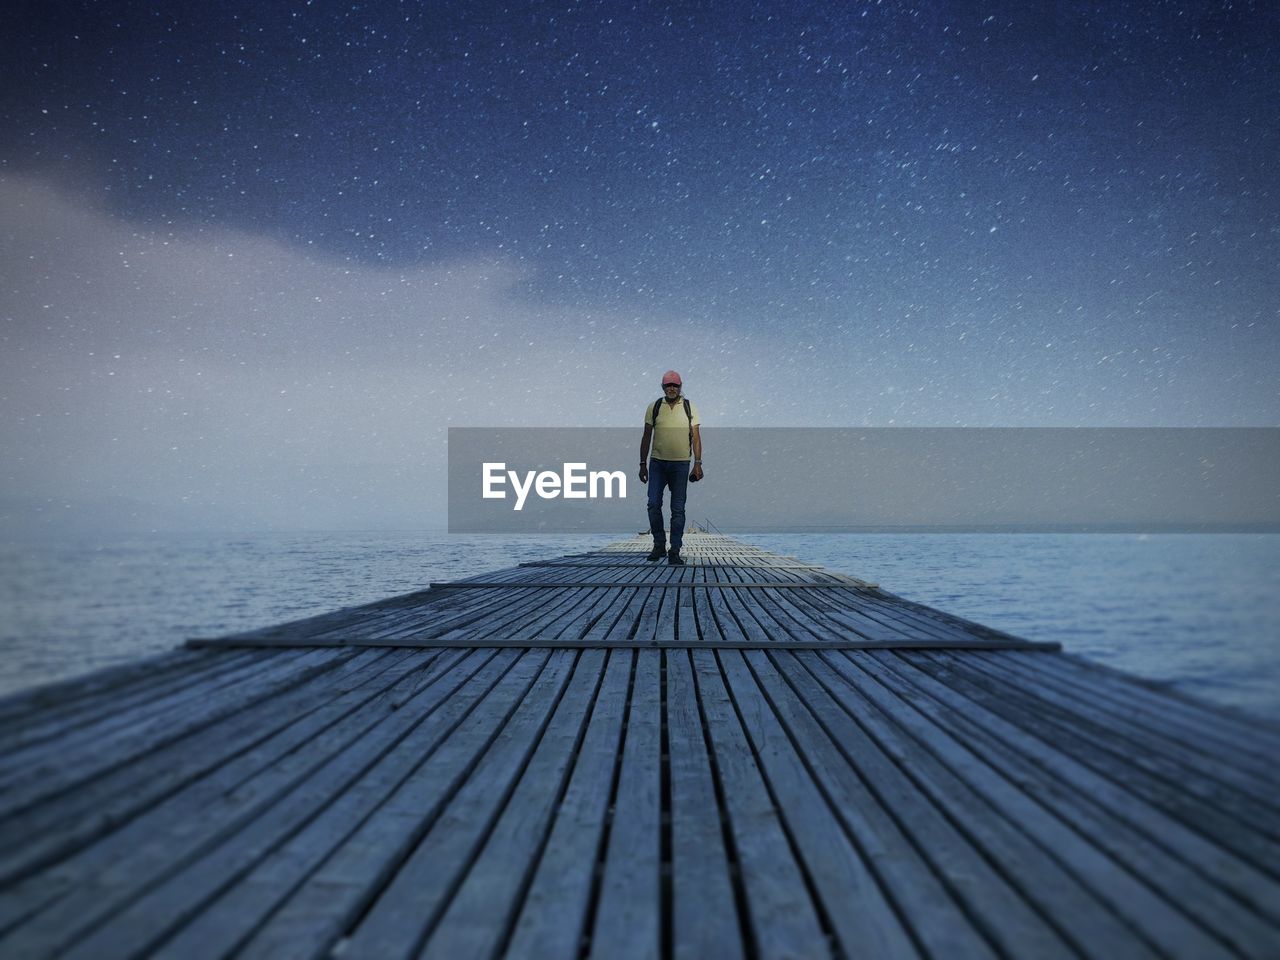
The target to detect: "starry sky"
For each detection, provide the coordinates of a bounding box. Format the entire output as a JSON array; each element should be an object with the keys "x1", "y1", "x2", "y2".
[{"x1": 1, "y1": 1, "x2": 1277, "y2": 532}]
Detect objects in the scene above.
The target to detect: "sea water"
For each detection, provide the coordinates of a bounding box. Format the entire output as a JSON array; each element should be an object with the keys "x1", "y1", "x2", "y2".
[{"x1": 1, "y1": 532, "x2": 1277, "y2": 723}]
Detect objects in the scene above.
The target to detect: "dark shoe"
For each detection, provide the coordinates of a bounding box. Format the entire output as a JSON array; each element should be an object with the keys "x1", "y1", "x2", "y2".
[
  {"x1": 646, "y1": 545, "x2": 666, "y2": 561},
  {"x1": 667, "y1": 548, "x2": 685, "y2": 566}
]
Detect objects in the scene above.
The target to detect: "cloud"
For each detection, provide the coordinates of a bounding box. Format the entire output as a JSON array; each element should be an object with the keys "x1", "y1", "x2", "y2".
[
  {"x1": 6, "y1": 172, "x2": 1266, "y2": 536},
  {"x1": 0, "y1": 175, "x2": 793, "y2": 534}
]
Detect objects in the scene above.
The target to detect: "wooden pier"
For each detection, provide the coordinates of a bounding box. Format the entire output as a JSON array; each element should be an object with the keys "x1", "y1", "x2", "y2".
[{"x1": 0, "y1": 532, "x2": 1277, "y2": 958}]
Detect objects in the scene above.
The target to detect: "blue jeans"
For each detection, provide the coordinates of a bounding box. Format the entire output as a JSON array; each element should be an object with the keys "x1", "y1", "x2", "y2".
[{"x1": 647, "y1": 458, "x2": 690, "y2": 552}]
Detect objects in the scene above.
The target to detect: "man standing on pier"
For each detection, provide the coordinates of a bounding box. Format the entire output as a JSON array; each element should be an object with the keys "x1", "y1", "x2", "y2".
[{"x1": 639, "y1": 370, "x2": 703, "y2": 565}]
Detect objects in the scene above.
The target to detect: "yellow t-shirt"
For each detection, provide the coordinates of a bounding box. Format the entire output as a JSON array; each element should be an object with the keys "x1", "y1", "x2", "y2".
[{"x1": 644, "y1": 397, "x2": 701, "y2": 461}]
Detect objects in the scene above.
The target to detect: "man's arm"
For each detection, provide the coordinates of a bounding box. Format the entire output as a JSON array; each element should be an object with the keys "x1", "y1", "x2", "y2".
[
  {"x1": 690, "y1": 425, "x2": 703, "y2": 480},
  {"x1": 639, "y1": 422, "x2": 653, "y2": 482}
]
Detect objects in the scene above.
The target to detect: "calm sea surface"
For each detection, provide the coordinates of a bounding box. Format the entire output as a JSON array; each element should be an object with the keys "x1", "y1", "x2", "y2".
[{"x1": 1, "y1": 532, "x2": 1277, "y2": 723}]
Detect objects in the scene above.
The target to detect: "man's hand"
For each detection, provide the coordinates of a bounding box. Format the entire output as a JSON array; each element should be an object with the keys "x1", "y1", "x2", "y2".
[
  {"x1": 639, "y1": 463, "x2": 648, "y2": 484},
  {"x1": 690, "y1": 463, "x2": 704, "y2": 482}
]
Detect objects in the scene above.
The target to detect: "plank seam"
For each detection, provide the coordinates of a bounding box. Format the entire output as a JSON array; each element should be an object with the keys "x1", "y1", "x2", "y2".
[
  {"x1": 0, "y1": 649, "x2": 359, "y2": 825},
  {"x1": 0, "y1": 650, "x2": 413, "y2": 888},
  {"x1": 659, "y1": 649, "x2": 674, "y2": 960},
  {"x1": 403, "y1": 650, "x2": 585, "y2": 957},
  {"x1": 494, "y1": 650, "x2": 615, "y2": 957},
  {"x1": 869, "y1": 650, "x2": 1264, "y2": 951},
  {"x1": 315, "y1": 650, "x2": 541, "y2": 949},
  {"x1": 712, "y1": 650, "x2": 847, "y2": 960},
  {"x1": 834, "y1": 650, "x2": 1180, "y2": 955},
  {"x1": 14, "y1": 650, "x2": 493, "y2": 958},
  {"x1": 960, "y1": 652, "x2": 1280, "y2": 819},
  {"x1": 686, "y1": 649, "x2": 758, "y2": 960},
  {"x1": 768, "y1": 650, "x2": 1082, "y2": 958},
  {"x1": 910, "y1": 650, "x2": 1280, "y2": 880},
  {"x1": 578, "y1": 649, "x2": 637, "y2": 959},
  {"x1": 736, "y1": 650, "x2": 960, "y2": 959},
  {"x1": 189, "y1": 637, "x2": 1060, "y2": 652},
  {"x1": 136, "y1": 649, "x2": 496, "y2": 959}
]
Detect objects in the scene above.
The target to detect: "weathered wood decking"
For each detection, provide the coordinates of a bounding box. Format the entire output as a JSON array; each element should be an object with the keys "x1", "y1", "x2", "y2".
[{"x1": 0, "y1": 532, "x2": 1277, "y2": 959}]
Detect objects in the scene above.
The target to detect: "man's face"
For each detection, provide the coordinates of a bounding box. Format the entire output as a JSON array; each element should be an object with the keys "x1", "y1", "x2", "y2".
[{"x1": 663, "y1": 382, "x2": 680, "y2": 398}]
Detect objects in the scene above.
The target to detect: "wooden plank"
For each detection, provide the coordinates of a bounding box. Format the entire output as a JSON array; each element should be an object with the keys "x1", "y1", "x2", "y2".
[
  {"x1": 578, "y1": 587, "x2": 646, "y2": 644},
  {"x1": 0, "y1": 649, "x2": 262, "y2": 756},
  {"x1": 442, "y1": 565, "x2": 587, "y2": 585},
  {"x1": 721, "y1": 567, "x2": 844, "y2": 645},
  {"x1": 191, "y1": 635, "x2": 1061, "y2": 652},
  {"x1": 707, "y1": 576, "x2": 777, "y2": 646},
  {"x1": 675, "y1": 568, "x2": 698, "y2": 643},
  {"x1": 305, "y1": 650, "x2": 583, "y2": 958},
  {"x1": 568, "y1": 585, "x2": 639, "y2": 643},
  {"x1": 690, "y1": 565, "x2": 725, "y2": 644},
  {"x1": 1054, "y1": 652, "x2": 1280, "y2": 761},
  {"x1": 802, "y1": 591, "x2": 927, "y2": 645},
  {"x1": 0, "y1": 649, "x2": 282, "y2": 777},
  {"x1": 430, "y1": 580, "x2": 907, "y2": 589},
  {"x1": 0, "y1": 656, "x2": 433, "y2": 927},
  {"x1": 0, "y1": 649, "x2": 412, "y2": 888},
  {"x1": 535, "y1": 568, "x2": 680, "y2": 591},
  {"x1": 4, "y1": 531, "x2": 1276, "y2": 960},
  {"x1": 417, "y1": 650, "x2": 611, "y2": 958},
  {"x1": 223, "y1": 651, "x2": 552, "y2": 960},
  {"x1": 789, "y1": 580, "x2": 993, "y2": 649},
  {"x1": 547, "y1": 570, "x2": 675, "y2": 640},
  {"x1": 596, "y1": 587, "x2": 656, "y2": 644},
  {"x1": 0, "y1": 648, "x2": 355, "y2": 822},
  {"x1": 519, "y1": 586, "x2": 622, "y2": 641},
  {"x1": 791, "y1": 650, "x2": 1159, "y2": 959},
  {"x1": 688, "y1": 649, "x2": 834, "y2": 959},
  {"x1": 301, "y1": 602, "x2": 456, "y2": 643},
  {"x1": 713, "y1": 559, "x2": 963, "y2": 643},
  {"x1": 716, "y1": 566, "x2": 811, "y2": 646},
  {"x1": 762, "y1": 582, "x2": 894, "y2": 645},
  {"x1": 428, "y1": 584, "x2": 591, "y2": 639},
  {"x1": 550, "y1": 585, "x2": 628, "y2": 641},
  {"x1": 630, "y1": 579, "x2": 673, "y2": 646},
  {"x1": 587, "y1": 649, "x2": 663, "y2": 960},
  {"x1": 55, "y1": 649, "x2": 528, "y2": 960},
  {"x1": 748, "y1": 581, "x2": 847, "y2": 644},
  {"x1": 911, "y1": 651, "x2": 1280, "y2": 872},
  {"x1": 0, "y1": 649, "x2": 486, "y2": 959},
  {"x1": 523, "y1": 561, "x2": 831, "y2": 569},
  {"x1": 742, "y1": 570, "x2": 860, "y2": 647},
  {"x1": 0, "y1": 649, "x2": 207, "y2": 730},
  {"x1": 1000, "y1": 652, "x2": 1280, "y2": 785},
  {"x1": 494, "y1": 584, "x2": 606, "y2": 641},
  {"x1": 294, "y1": 597, "x2": 454, "y2": 643},
  {"x1": 757, "y1": 650, "x2": 1078, "y2": 959},
  {"x1": 430, "y1": 587, "x2": 583, "y2": 641},
  {"x1": 852, "y1": 650, "x2": 1278, "y2": 956},
  {"x1": 861, "y1": 587, "x2": 1032, "y2": 647},
  {"x1": 650, "y1": 568, "x2": 689, "y2": 644},
  {"x1": 460, "y1": 563, "x2": 670, "y2": 640},
  {"x1": 392, "y1": 586, "x2": 554, "y2": 640},
  {"x1": 961, "y1": 651, "x2": 1280, "y2": 812},
  {"x1": 505, "y1": 651, "x2": 632, "y2": 959},
  {"x1": 350, "y1": 593, "x2": 518, "y2": 642},
  {"x1": 213, "y1": 589, "x2": 440, "y2": 644},
  {"x1": 716, "y1": 649, "x2": 939, "y2": 959},
  {"x1": 666, "y1": 649, "x2": 744, "y2": 960}
]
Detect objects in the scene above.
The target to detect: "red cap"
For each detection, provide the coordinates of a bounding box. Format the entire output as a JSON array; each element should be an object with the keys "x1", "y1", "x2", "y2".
[{"x1": 661, "y1": 370, "x2": 682, "y2": 386}]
